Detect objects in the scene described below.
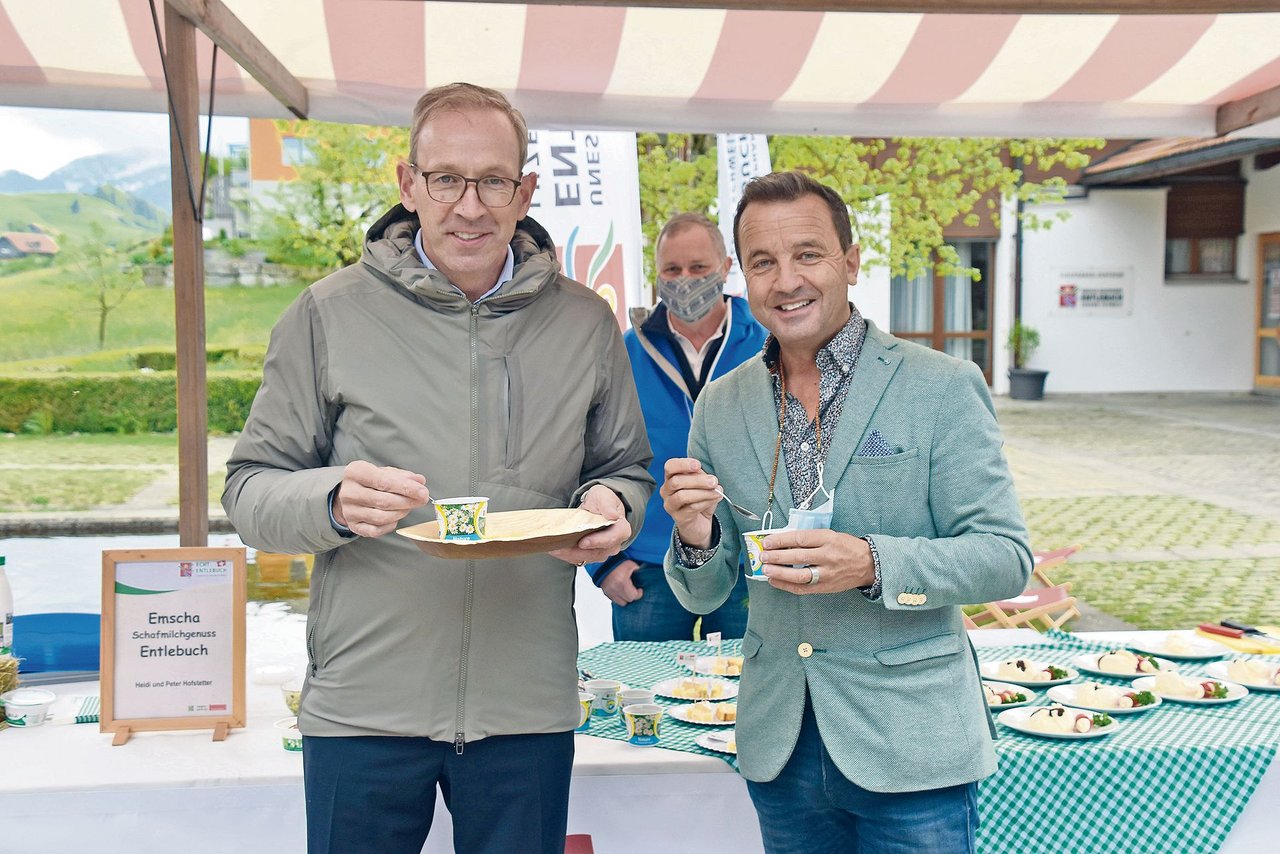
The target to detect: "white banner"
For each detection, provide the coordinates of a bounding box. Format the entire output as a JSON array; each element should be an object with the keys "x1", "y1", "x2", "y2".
[
  {"x1": 525, "y1": 130, "x2": 642, "y2": 329},
  {"x1": 716, "y1": 134, "x2": 771, "y2": 297}
]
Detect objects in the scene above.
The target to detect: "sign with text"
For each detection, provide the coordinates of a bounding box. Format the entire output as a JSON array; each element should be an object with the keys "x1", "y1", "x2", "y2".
[
  {"x1": 716, "y1": 134, "x2": 772, "y2": 297},
  {"x1": 525, "y1": 130, "x2": 642, "y2": 328},
  {"x1": 100, "y1": 548, "x2": 246, "y2": 744},
  {"x1": 1054, "y1": 267, "x2": 1134, "y2": 316}
]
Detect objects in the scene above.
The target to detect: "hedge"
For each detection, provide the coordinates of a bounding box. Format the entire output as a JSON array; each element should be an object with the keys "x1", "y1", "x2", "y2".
[{"x1": 1, "y1": 372, "x2": 262, "y2": 434}]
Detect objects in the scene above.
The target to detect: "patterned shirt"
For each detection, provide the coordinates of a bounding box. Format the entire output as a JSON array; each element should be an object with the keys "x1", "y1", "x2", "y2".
[{"x1": 676, "y1": 303, "x2": 882, "y2": 599}]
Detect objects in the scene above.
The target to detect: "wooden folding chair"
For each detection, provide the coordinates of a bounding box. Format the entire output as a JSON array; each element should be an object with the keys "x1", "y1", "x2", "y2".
[
  {"x1": 967, "y1": 583, "x2": 1081, "y2": 632},
  {"x1": 1031, "y1": 543, "x2": 1082, "y2": 588}
]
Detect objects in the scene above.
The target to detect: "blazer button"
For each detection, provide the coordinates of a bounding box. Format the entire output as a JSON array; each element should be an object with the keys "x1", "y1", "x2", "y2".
[
  {"x1": 798, "y1": 642, "x2": 813, "y2": 658},
  {"x1": 896, "y1": 592, "x2": 909, "y2": 605}
]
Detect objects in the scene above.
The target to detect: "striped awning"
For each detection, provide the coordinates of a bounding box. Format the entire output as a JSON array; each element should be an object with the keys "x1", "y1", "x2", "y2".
[{"x1": 4, "y1": 1, "x2": 1280, "y2": 138}]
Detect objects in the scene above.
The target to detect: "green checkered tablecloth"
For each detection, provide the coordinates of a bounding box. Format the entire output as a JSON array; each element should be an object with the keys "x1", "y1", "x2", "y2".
[
  {"x1": 579, "y1": 635, "x2": 1280, "y2": 854},
  {"x1": 978, "y1": 630, "x2": 1279, "y2": 854},
  {"x1": 577, "y1": 639, "x2": 742, "y2": 766}
]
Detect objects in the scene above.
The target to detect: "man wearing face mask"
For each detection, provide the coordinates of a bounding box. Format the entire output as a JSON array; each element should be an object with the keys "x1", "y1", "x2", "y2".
[{"x1": 588, "y1": 213, "x2": 767, "y2": 641}]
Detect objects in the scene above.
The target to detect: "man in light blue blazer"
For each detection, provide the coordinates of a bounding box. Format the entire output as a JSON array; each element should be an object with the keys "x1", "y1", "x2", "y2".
[{"x1": 662, "y1": 171, "x2": 1032, "y2": 853}]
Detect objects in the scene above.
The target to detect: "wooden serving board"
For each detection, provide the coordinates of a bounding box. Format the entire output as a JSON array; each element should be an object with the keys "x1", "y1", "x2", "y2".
[{"x1": 397, "y1": 508, "x2": 611, "y2": 559}]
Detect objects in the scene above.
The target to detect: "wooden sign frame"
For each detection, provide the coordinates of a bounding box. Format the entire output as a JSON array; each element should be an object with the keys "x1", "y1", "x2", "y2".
[{"x1": 100, "y1": 547, "x2": 246, "y2": 745}]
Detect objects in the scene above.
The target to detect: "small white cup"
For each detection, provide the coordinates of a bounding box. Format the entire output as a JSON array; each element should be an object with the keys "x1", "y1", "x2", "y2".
[
  {"x1": 619, "y1": 688, "x2": 655, "y2": 708},
  {"x1": 275, "y1": 717, "x2": 303, "y2": 752},
  {"x1": 584, "y1": 679, "x2": 622, "y2": 717},
  {"x1": 2, "y1": 687, "x2": 57, "y2": 727},
  {"x1": 742, "y1": 528, "x2": 788, "y2": 580}
]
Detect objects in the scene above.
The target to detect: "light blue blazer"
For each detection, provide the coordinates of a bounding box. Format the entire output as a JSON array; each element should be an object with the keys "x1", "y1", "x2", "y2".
[{"x1": 665, "y1": 321, "x2": 1032, "y2": 792}]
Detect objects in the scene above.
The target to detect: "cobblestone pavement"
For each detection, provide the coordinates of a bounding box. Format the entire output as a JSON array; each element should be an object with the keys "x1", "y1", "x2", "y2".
[{"x1": 997, "y1": 392, "x2": 1280, "y2": 631}]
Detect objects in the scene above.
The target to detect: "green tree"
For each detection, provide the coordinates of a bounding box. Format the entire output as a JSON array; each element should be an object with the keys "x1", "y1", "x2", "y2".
[
  {"x1": 261, "y1": 120, "x2": 408, "y2": 271},
  {"x1": 635, "y1": 133, "x2": 718, "y2": 290},
  {"x1": 770, "y1": 136, "x2": 1104, "y2": 280},
  {"x1": 64, "y1": 222, "x2": 144, "y2": 349}
]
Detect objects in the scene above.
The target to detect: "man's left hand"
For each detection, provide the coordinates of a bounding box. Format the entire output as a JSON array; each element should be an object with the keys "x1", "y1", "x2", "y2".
[
  {"x1": 550, "y1": 484, "x2": 631, "y2": 566},
  {"x1": 761, "y1": 529, "x2": 874, "y2": 594}
]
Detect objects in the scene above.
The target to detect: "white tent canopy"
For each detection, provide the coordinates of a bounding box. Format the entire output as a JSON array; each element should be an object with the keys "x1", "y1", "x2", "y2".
[{"x1": 3, "y1": 1, "x2": 1280, "y2": 137}]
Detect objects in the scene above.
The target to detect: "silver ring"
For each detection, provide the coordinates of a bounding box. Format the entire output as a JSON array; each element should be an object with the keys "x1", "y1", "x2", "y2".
[{"x1": 807, "y1": 566, "x2": 820, "y2": 585}]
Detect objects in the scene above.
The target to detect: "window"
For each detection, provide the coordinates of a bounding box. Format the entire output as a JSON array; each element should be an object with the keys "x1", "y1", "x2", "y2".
[
  {"x1": 891, "y1": 241, "x2": 993, "y2": 381},
  {"x1": 1165, "y1": 178, "x2": 1243, "y2": 278},
  {"x1": 280, "y1": 137, "x2": 314, "y2": 167}
]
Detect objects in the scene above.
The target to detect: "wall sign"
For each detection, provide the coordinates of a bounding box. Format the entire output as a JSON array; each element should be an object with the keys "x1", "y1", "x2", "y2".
[
  {"x1": 100, "y1": 548, "x2": 246, "y2": 745},
  {"x1": 1054, "y1": 267, "x2": 1134, "y2": 316}
]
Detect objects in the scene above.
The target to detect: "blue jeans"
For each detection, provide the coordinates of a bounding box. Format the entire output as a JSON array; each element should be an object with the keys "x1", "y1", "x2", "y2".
[
  {"x1": 612, "y1": 561, "x2": 750, "y2": 641},
  {"x1": 747, "y1": 699, "x2": 978, "y2": 854},
  {"x1": 303, "y1": 730, "x2": 574, "y2": 854}
]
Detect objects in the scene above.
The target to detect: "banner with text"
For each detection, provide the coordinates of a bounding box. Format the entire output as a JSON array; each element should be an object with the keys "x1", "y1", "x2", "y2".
[
  {"x1": 526, "y1": 130, "x2": 642, "y2": 328},
  {"x1": 717, "y1": 134, "x2": 772, "y2": 297}
]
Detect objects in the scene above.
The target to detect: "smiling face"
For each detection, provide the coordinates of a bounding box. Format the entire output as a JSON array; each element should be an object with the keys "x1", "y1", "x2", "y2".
[
  {"x1": 397, "y1": 107, "x2": 537, "y2": 299},
  {"x1": 738, "y1": 194, "x2": 859, "y2": 362}
]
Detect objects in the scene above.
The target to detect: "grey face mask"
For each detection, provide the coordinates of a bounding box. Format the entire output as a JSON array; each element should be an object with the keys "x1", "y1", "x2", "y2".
[{"x1": 657, "y1": 272, "x2": 725, "y2": 323}]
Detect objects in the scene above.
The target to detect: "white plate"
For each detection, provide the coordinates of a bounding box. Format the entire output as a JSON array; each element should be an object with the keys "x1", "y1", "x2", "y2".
[
  {"x1": 1128, "y1": 633, "x2": 1230, "y2": 661},
  {"x1": 997, "y1": 706, "x2": 1121, "y2": 740},
  {"x1": 1071, "y1": 652, "x2": 1178, "y2": 680},
  {"x1": 695, "y1": 731, "x2": 737, "y2": 755},
  {"x1": 686, "y1": 655, "x2": 744, "y2": 678},
  {"x1": 1206, "y1": 661, "x2": 1280, "y2": 693},
  {"x1": 651, "y1": 677, "x2": 739, "y2": 702},
  {"x1": 667, "y1": 702, "x2": 737, "y2": 726},
  {"x1": 979, "y1": 660, "x2": 1078, "y2": 688},
  {"x1": 982, "y1": 681, "x2": 1038, "y2": 710},
  {"x1": 1047, "y1": 683, "x2": 1162, "y2": 714},
  {"x1": 1132, "y1": 675, "x2": 1249, "y2": 705}
]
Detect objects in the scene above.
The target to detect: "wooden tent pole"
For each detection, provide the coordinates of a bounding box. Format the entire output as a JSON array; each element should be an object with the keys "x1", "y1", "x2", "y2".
[{"x1": 165, "y1": 3, "x2": 209, "y2": 546}]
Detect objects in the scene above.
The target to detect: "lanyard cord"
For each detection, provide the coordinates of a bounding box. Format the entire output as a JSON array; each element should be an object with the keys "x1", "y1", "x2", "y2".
[{"x1": 766, "y1": 362, "x2": 823, "y2": 518}]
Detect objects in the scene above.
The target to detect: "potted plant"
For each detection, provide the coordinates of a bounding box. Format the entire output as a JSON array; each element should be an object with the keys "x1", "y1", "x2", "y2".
[{"x1": 1007, "y1": 320, "x2": 1048, "y2": 400}]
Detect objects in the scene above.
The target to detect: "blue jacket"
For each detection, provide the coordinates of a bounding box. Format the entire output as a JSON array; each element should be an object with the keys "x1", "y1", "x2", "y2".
[{"x1": 592, "y1": 296, "x2": 765, "y2": 582}]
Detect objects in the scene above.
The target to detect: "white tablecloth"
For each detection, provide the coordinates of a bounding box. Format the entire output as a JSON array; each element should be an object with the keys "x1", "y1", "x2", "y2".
[{"x1": 2, "y1": 624, "x2": 1274, "y2": 854}]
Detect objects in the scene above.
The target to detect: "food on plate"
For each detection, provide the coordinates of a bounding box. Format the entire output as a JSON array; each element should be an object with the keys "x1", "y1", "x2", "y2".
[
  {"x1": 1226, "y1": 659, "x2": 1280, "y2": 687},
  {"x1": 983, "y1": 684, "x2": 1028, "y2": 706},
  {"x1": 1097, "y1": 649, "x2": 1160, "y2": 675},
  {"x1": 1161, "y1": 634, "x2": 1195, "y2": 656},
  {"x1": 1153, "y1": 672, "x2": 1229, "y2": 700},
  {"x1": 684, "y1": 701, "x2": 736, "y2": 723},
  {"x1": 1074, "y1": 681, "x2": 1155, "y2": 709},
  {"x1": 708, "y1": 656, "x2": 743, "y2": 676},
  {"x1": 996, "y1": 659, "x2": 1069, "y2": 682},
  {"x1": 672, "y1": 677, "x2": 729, "y2": 700},
  {"x1": 1025, "y1": 705, "x2": 1111, "y2": 734}
]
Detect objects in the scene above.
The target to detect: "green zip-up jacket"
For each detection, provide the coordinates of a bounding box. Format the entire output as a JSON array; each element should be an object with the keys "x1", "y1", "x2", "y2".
[{"x1": 223, "y1": 205, "x2": 653, "y2": 743}]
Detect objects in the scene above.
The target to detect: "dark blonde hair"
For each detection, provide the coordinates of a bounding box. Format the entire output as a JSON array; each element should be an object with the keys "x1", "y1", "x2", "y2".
[
  {"x1": 656, "y1": 213, "x2": 727, "y2": 261},
  {"x1": 409, "y1": 83, "x2": 529, "y2": 173},
  {"x1": 732, "y1": 171, "x2": 855, "y2": 263}
]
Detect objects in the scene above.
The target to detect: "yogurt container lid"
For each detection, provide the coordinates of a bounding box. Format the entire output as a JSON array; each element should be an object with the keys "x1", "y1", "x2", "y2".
[{"x1": 2, "y1": 687, "x2": 56, "y2": 706}]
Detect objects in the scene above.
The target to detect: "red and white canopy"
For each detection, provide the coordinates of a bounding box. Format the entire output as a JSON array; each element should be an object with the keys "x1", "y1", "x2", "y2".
[{"x1": 3, "y1": 1, "x2": 1280, "y2": 137}]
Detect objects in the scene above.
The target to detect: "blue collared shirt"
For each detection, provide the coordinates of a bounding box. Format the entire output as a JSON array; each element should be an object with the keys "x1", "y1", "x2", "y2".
[{"x1": 414, "y1": 228, "x2": 514, "y2": 303}]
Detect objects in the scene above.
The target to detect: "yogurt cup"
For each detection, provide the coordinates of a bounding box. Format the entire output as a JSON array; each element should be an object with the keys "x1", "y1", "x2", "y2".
[
  {"x1": 433, "y1": 496, "x2": 489, "y2": 541},
  {"x1": 2, "y1": 687, "x2": 57, "y2": 727},
  {"x1": 275, "y1": 717, "x2": 303, "y2": 751},
  {"x1": 742, "y1": 528, "x2": 789, "y2": 580}
]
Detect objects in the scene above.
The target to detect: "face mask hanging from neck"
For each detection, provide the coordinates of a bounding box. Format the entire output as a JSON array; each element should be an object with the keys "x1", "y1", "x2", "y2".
[
  {"x1": 657, "y1": 271, "x2": 725, "y2": 323},
  {"x1": 786, "y1": 463, "x2": 835, "y2": 531}
]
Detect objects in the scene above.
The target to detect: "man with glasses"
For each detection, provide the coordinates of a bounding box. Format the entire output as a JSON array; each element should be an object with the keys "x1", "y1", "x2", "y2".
[{"x1": 224, "y1": 83, "x2": 653, "y2": 853}]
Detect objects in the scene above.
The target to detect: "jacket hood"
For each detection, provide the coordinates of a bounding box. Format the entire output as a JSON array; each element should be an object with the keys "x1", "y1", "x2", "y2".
[{"x1": 360, "y1": 204, "x2": 561, "y2": 312}]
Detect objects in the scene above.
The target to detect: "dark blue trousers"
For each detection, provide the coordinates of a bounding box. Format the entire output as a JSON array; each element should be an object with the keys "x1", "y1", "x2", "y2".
[{"x1": 303, "y1": 730, "x2": 574, "y2": 854}]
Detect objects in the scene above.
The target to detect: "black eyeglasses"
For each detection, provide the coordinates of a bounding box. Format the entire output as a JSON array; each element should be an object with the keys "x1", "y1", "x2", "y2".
[{"x1": 408, "y1": 166, "x2": 522, "y2": 207}]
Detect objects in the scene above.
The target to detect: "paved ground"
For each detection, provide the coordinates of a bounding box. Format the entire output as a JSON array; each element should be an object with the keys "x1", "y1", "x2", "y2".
[{"x1": 4, "y1": 392, "x2": 1279, "y2": 630}]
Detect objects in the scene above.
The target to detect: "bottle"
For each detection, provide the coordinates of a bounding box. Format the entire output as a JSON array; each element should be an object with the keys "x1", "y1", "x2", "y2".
[{"x1": 0, "y1": 555, "x2": 12, "y2": 656}]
